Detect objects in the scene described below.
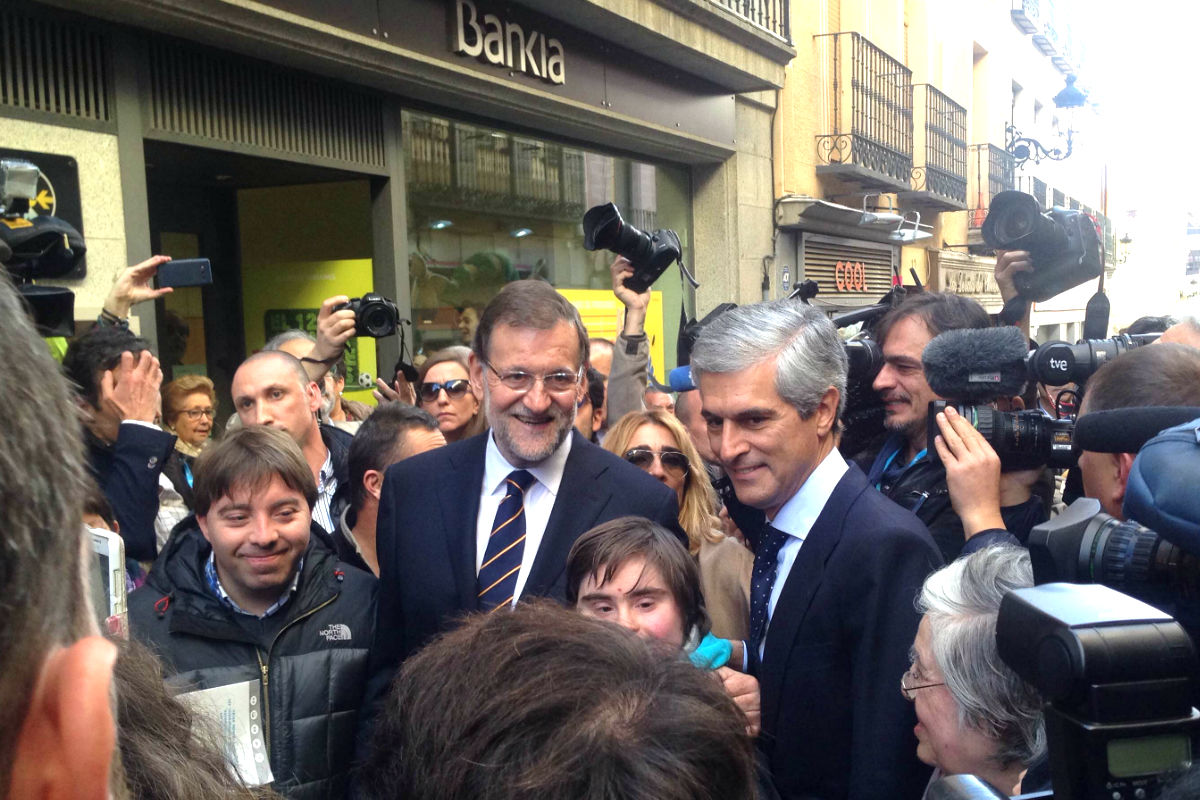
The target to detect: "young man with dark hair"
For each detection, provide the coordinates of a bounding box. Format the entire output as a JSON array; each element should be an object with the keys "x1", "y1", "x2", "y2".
[
  {"x1": 867, "y1": 291, "x2": 1044, "y2": 562},
  {"x1": 62, "y1": 325, "x2": 177, "y2": 562},
  {"x1": 129, "y1": 426, "x2": 377, "y2": 799},
  {"x1": 338, "y1": 404, "x2": 445, "y2": 574},
  {"x1": 360, "y1": 601, "x2": 757, "y2": 800}
]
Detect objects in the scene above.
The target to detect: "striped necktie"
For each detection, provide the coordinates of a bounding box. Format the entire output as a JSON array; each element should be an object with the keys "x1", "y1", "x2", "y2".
[{"x1": 477, "y1": 469, "x2": 536, "y2": 612}]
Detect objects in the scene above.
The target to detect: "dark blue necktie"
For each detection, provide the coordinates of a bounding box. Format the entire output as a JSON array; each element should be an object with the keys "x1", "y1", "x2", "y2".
[
  {"x1": 749, "y1": 525, "x2": 791, "y2": 649},
  {"x1": 477, "y1": 469, "x2": 536, "y2": 612}
]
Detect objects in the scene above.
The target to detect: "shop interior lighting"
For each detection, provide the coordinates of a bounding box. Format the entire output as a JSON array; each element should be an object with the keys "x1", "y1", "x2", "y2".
[
  {"x1": 510, "y1": 227, "x2": 534, "y2": 238},
  {"x1": 859, "y1": 193, "x2": 905, "y2": 227},
  {"x1": 430, "y1": 219, "x2": 453, "y2": 230}
]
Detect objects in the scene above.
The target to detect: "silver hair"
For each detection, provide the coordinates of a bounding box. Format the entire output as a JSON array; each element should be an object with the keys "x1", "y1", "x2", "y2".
[
  {"x1": 688, "y1": 299, "x2": 848, "y2": 419},
  {"x1": 917, "y1": 546, "x2": 1045, "y2": 768},
  {"x1": 263, "y1": 329, "x2": 315, "y2": 351}
]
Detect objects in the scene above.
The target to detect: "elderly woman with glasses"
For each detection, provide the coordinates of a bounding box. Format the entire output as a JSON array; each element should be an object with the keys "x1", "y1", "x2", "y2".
[
  {"x1": 904, "y1": 545, "x2": 1048, "y2": 797},
  {"x1": 603, "y1": 409, "x2": 752, "y2": 641},
  {"x1": 416, "y1": 346, "x2": 486, "y2": 443},
  {"x1": 162, "y1": 375, "x2": 217, "y2": 458}
]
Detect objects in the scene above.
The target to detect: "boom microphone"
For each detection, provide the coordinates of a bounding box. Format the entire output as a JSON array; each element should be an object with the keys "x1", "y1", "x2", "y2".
[
  {"x1": 1073, "y1": 407, "x2": 1200, "y2": 454},
  {"x1": 922, "y1": 326, "x2": 1030, "y2": 403}
]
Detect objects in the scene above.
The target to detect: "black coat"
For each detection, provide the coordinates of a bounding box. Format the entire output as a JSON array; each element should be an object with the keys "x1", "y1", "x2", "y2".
[
  {"x1": 751, "y1": 465, "x2": 942, "y2": 800},
  {"x1": 129, "y1": 519, "x2": 377, "y2": 800},
  {"x1": 86, "y1": 423, "x2": 177, "y2": 561}
]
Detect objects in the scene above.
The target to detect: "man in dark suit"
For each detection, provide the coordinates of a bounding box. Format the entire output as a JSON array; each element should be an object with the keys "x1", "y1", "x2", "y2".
[
  {"x1": 364, "y1": 280, "x2": 681, "y2": 691},
  {"x1": 692, "y1": 299, "x2": 942, "y2": 800}
]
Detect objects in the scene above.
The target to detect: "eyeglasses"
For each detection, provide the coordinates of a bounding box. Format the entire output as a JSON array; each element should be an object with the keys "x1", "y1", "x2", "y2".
[
  {"x1": 900, "y1": 667, "x2": 945, "y2": 701},
  {"x1": 623, "y1": 448, "x2": 690, "y2": 474},
  {"x1": 419, "y1": 379, "x2": 471, "y2": 403},
  {"x1": 181, "y1": 408, "x2": 215, "y2": 421},
  {"x1": 485, "y1": 362, "x2": 582, "y2": 395}
]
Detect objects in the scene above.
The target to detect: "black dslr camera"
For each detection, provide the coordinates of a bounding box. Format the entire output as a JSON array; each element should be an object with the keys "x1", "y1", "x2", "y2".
[
  {"x1": 982, "y1": 191, "x2": 1103, "y2": 323},
  {"x1": 335, "y1": 293, "x2": 400, "y2": 338},
  {"x1": 582, "y1": 202, "x2": 683, "y2": 293},
  {"x1": 0, "y1": 159, "x2": 84, "y2": 336}
]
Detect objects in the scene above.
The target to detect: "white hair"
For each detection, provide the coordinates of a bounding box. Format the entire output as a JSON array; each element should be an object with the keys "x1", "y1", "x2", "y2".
[
  {"x1": 917, "y1": 546, "x2": 1045, "y2": 768},
  {"x1": 689, "y1": 299, "x2": 847, "y2": 420}
]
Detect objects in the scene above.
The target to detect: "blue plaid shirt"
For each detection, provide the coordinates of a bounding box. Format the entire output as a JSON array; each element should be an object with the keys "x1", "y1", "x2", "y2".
[{"x1": 205, "y1": 553, "x2": 303, "y2": 619}]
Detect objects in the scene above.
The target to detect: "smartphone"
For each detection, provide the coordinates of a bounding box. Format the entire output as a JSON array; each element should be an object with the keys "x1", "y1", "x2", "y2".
[
  {"x1": 89, "y1": 525, "x2": 128, "y2": 636},
  {"x1": 156, "y1": 257, "x2": 213, "y2": 288}
]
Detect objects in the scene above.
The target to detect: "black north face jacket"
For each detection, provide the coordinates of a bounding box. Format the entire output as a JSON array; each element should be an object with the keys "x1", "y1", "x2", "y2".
[{"x1": 129, "y1": 519, "x2": 377, "y2": 799}]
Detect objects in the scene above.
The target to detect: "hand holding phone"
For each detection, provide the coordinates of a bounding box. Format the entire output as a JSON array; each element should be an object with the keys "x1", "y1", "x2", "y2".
[{"x1": 155, "y1": 257, "x2": 213, "y2": 288}]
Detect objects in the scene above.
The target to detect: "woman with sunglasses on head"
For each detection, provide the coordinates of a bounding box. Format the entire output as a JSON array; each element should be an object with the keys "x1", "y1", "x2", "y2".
[
  {"x1": 603, "y1": 408, "x2": 752, "y2": 640},
  {"x1": 416, "y1": 346, "x2": 486, "y2": 443}
]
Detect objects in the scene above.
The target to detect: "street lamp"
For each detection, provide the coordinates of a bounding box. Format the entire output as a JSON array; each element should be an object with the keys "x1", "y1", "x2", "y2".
[{"x1": 1006, "y1": 76, "x2": 1088, "y2": 167}]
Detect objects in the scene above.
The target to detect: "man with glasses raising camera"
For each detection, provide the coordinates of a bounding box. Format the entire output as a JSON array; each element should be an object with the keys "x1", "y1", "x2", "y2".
[{"x1": 361, "y1": 279, "x2": 685, "y2": 699}]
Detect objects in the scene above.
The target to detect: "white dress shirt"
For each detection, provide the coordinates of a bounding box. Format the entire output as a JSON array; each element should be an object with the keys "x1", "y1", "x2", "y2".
[
  {"x1": 758, "y1": 446, "x2": 849, "y2": 658},
  {"x1": 475, "y1": 432, "x2": 573, "y2": 605}
]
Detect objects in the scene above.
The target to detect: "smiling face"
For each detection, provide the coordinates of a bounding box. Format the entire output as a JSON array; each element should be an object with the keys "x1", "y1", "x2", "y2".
[
  {"x1": 873, "y1": 314, "x2": 941, "y2": 450},
  {"x1": 576, "y1": 556, "x2": 686, "y2": 648},
  {"x1": 698, "y1": 357, "x2": 837, "y2": 518},
  {"x1": 471, "y1": 321, "x2": 583, "y2": 468},
  {"x1": 170, "y1": 390, "x2": 215, "y2": 447},
  {"x1": 419, "y1": 360, "x2": 479, "y2": 441},
  {"x1": 197, "y1": 475, "x2": 311, "y2": 616},
  {"x1": 908, "y1": 617, "x2": 1002, "y2": 776}
]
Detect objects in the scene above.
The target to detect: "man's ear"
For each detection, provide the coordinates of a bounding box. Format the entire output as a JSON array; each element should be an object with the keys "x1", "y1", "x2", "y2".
[
  {"x1": 305, "y1": 381, "x2": 323, "y2": 414},
  {"x1": 196, "y1": 513, "x2": 212, "y2": 543},
  {"x1": 1114, "y1": 451, "x2": 1137, "y2": 509},
  {"x1": 7, "y1": 636, "x2": 118, "y2": 800},
  {"x1": 815, "y1": 387, "x2": 839, "y2": 437},
  {"x1": 364, "y1": 469, "x2": 385, "y2": 501}
]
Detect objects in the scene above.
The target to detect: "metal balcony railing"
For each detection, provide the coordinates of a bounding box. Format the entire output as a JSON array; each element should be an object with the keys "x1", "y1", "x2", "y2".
[
  {"x1": 910, "y1": 84, "x2": 967, "y2": 205},
  {"x1": 815, "y1": 32, "x2": 913, "y2": 188},
  {"x1": 403, "y1": 114, "x2": 586, "y2": 220},
  {"x1": 968, "y1": 144, "x2": 1015, "y2": 229},
  {"x1": 711, "y1": 0, "x2": 790, "y2": 42}
]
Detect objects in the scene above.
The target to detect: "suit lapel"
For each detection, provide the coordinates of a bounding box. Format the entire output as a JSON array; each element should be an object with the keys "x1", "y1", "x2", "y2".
[
  {"x1": 524, "y1": 433, "x2": 610, "y2": 598},
  {"x1": 436, "y1": 434, "x2": 488, "y2": 610},
  {"x1": 759, "y1": 465, "x2": 870, "y2": 734}
]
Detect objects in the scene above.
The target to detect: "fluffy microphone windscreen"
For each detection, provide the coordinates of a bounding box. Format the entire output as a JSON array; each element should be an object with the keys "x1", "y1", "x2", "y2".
[
  {"x1": 1073, "y1": 407, "x2": 1200, "y2": 454},
  {"x1": 921, "y1": 326, "x2": 1030, "y2": 403}
]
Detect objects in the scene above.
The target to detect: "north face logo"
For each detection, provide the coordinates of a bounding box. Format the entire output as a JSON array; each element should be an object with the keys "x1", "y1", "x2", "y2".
[{"x1": 319, "y1": 624, "x2": 352, "y2": 642}]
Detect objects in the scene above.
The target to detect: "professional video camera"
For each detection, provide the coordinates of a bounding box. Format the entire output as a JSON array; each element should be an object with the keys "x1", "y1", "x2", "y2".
[
  {"x1": 582, "y1": 202, "x2": 697, "y2": 293},
  {"x1": 335, "y1": 293, "x2": 400, "y2": 338},
  {"x1": 0, "y1": 159, "x2": 85, "y2": 336},
  {"x1": 919, "y1": 327, "x2": 1165, "y2": 469},
  {"x1": 931, "y1": 582, "x2": 1199, "y2": 800},
  {"x1": 1027, "y1": 333, "x2": 1159, "y2": 387},
  {"x1": 982, "y1": 191, "x2": 1103, "y2": 325}
]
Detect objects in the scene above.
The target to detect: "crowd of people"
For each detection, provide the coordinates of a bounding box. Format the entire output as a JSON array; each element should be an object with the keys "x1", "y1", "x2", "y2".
[{"x1": 2, "y1": 241, "x2": 1200, "y2": 800}]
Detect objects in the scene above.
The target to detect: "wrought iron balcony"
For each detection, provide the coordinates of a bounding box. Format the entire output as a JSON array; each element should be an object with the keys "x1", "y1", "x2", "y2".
[
  {"x1": 814, "y1": 32, "x2": 913, "y2": 191},
  {"x1": 900, "y1": 84, "x2": 967, "y2": 211},
  {"x1": 404, "y1": 114, "x2": 586, "y2": 221},
  {"x1": 1011, "y1": 0, "x2": 1041, "y2": 34},
  {"x1": 967, "y1": 144, "x2": 1014, "y2": 231},
  {"x1": 711, "y1": 0, "x2": 790, "y2": 42}
]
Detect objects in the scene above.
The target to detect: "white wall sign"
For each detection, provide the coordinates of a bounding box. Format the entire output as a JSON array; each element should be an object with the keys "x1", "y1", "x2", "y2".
[{"x1": 454, "y1": 0, "x2": 565, "y2": 85}]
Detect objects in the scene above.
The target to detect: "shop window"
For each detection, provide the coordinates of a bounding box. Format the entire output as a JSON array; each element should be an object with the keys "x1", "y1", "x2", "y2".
[{"x1": 403, "y1": 110, "x2": 690, "y2": 363}]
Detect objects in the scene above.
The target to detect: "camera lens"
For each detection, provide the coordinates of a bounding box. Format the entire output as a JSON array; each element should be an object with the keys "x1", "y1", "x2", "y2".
[
  {"x1": 994, "y1": 204, "x2": 1038, "y2": 243},
  {"x1": 362, "y1": 306, "x2": 391, "y2": 337}
]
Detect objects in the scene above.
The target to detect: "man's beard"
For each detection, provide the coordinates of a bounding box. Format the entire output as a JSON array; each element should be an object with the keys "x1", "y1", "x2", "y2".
[{"x1": 486, "y1": 394, "x2": 572, "y2": 467}]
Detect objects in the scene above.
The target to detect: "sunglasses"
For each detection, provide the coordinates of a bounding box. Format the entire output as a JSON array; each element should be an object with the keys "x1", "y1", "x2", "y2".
[
  {"x1": 623, "y1": 448, "x2": 689, "y2": 474},
  {"x1": 419, "y1": 379, "x2": 471, "y2": 403}
]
